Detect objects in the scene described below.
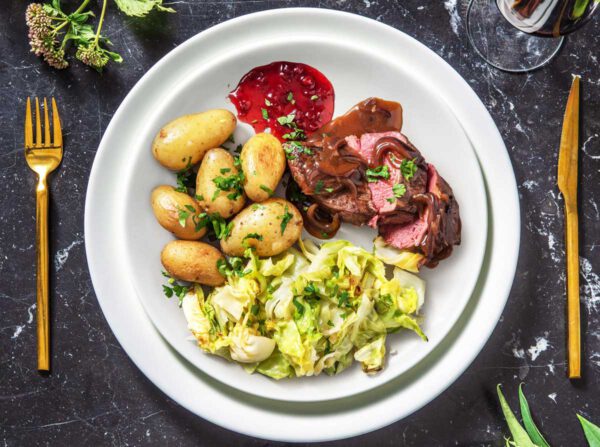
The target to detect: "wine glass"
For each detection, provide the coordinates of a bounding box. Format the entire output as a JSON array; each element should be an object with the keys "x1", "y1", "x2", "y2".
[{"x1": 467, "y1": 0, "x2": 599, "y2": 73}]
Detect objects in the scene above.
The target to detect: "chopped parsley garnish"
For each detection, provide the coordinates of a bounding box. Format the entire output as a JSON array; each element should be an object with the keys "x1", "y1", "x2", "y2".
[
  {"x1": 279, "y1": 205, "x2": 293, "y2": 234},
  {"x1": 277, "y1": 113, "x2": 296, "y2": 126},
  {"x1": 260, "y1": 184, "x2": 274, "y2": 195},
  {"x1": 212, "y1": 170, "x2": 245, "y2": 201},
  {"x1": 366, "y1": 165, "x2": 390, "y2": 182},
  {"x1": 174, "y1": 158, "x2": 194, "y2": 193},
  {"x1": 304, "y1": 282, "x2": 318, "y2": 296},
  {"x1": 392, "y1": 183, "x2": 407, "y2": 197},
  {"x1": 220, "y1": 167, "x2": 231, "y2": 174},
  {"x1": 314, "y1": 180, "x2": 324, "y2": 194},
  {"x1": 251, "y1": 303, "x2": 260, "y2": 316},
  {"x1": 176, "y1": 204, "x2": 197, "y2": 227},
  {"x1": 387, "y1": 183, "x2": 407, "y2": 203},
  {"x1": 292, "y1": 297, "x2": 305, "y2": 317},
  {"x1": 261, "y1": 108, "x2": 269, "y2": 120},
  {"x1": 325, "y1": 187, "x2": 334, "y2": 193},
  {"x1": 282, "y1": 129, "x2": 305, "y2": 141},
  {"x1": 400, "y1": 159, "x2": 418, "y2": 181},
  {"x1": 264, "y1": 98, "x2": 272, "y2": 106},
  {"x1": 284, "y1": 141, "x2": 312, "y2": 159},
  {"x1": 327, "y1": 320, "x2": 334, "y2": 327},
  {"x1": 242, "y1": 233, "x2": 264, "y2": 248},
  {"x1": 195, "y1": 194, "x2": 204, "y2": 201},
  {"x1": 277, "y1": 113, "x2": 306, "y2": 141},
  {"x1": 337, "y1": 291, "x2": 351, "y2": 308},
  {"x1": 310, "y1": 95, "x2": 319, "y2": 101},
  {"x1": 198, "y1": 213, "x2": 233, "y2": 240},
  {"x1": 251, "y1": 204, "x2": 266, "y2": 211},
  {"x1": 217, "y1": 257, "x2": 249, "y2": 278},
  {"x1": 287, "y1": 92, "x2": 295, "y2": 104},
  {"x1": 161, "y1": 271, "x2": 189, "y2": 307},
  {"x1": 284, "y1": 145, "x2": 297, "y2": 160}
]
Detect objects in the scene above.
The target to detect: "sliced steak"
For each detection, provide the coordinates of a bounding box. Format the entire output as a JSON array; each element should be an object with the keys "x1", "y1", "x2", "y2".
[
  {"x1": 380, "y1": 164, "x2": 461, "y2": 267},
  {"x1": 286, "y1": 143, "x2": 376, "y2": 226},
  {"x1": 285, "y1": 97, "x2": 461, "y2": 268}
]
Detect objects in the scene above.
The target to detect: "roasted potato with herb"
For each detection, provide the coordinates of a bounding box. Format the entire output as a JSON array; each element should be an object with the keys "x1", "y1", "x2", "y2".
[
  {"x1": 240, "y1": 133, "x2": 285, "y2": 202},
  {"x1": 220, "y1": 198, "x2": 303, "y2": 257},
  {"x1": 152, "y1": 109, "x2": 236, "y2": 170},
  {"x1": 161, "y1": 240, "x2": 225, "y2": 286},
  {"x1": 151, "y1": 186, "x2": 206, "y2": 240},
  {"x1": 195, "y1": 148, "x2": 245, "y2": 218}
]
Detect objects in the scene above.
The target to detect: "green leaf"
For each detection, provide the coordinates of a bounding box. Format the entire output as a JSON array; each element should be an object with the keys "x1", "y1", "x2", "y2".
[
  {"x1": 497, "y1": 385, "x2": 537, "y2": 447},
  {"x1": 578, "y1": 414, "x2": 600, "y2": 447},
  {"x1": 518, "y1": 384, "x2": 551, "y2": 447},
  {"x1": 113, "y1": 0, "x2": 175, "y2": 17}
]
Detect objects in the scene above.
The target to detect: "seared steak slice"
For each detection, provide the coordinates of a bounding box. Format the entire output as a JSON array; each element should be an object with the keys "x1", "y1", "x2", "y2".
[{"x1": 286, "y1": 143, "x2": 376, "y2": 226}]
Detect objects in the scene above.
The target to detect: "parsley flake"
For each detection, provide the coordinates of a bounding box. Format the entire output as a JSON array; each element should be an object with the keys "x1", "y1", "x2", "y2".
[
  {"x1": 365, "y1": 165, "x2": 390, "y2": 182},
  {"x1": 279, "y1": 205, "x2": 293, "y2": 234},
  {"x1": 314, "y1": 180, "x2": 324, "y2": 194},
  {"x1": 260, "y1": 184, "x2": 274, "y2": 195},
  {"x1": 400, "y1": 159, "x2": 418, "y2": 181}
]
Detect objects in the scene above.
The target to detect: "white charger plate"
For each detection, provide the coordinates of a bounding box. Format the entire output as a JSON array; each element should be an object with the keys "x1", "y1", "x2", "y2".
[
  {"x1": 118, "y1": 29, "x2": 487, "y2": 402},
  {"x1": 85, "y1": 8, "x2": 520, "y2": 441}
]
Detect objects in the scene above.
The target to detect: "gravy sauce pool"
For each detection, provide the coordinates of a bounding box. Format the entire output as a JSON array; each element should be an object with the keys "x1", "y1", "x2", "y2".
[{"x1": 307, "y1": 98, "x2": 404, "y2": 176}]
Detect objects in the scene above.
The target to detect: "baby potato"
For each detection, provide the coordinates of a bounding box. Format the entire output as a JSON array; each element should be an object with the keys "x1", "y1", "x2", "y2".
[
  {"x1": 221, "y1": 198, "x2": 303, "y2": 257},
  {"x1": 161, "y1": 240, "x2": 225, "y2": 286},
  {"x1": 152, "y1": 109, "x2": 236, "y2": 171},
  {"x1": 195, "y1": 148, "x2": 245, "y2": 218},
  {"x1": 151, "y1": 186, "x2": 206, "y2": 240},
  {"x1": 240, "y1": 133, "x2": 285, "y2": 202}
]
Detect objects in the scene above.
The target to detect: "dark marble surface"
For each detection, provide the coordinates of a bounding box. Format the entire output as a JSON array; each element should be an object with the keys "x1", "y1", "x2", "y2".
[{"x1": 1, "y1": 1, "x2": 599, "y2": 445}]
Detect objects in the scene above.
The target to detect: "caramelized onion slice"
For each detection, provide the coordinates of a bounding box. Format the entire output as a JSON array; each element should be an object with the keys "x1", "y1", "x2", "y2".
[
  {"x1": 374, "y1": 137, "x2": 418, "y2": 168},
  {"x1": 305, "y1": 204, "x2": 341, "y2": 239}
]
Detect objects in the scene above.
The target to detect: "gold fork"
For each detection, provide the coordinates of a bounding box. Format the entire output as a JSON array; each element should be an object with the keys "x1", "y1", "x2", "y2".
[{"x1": 24, "y1": 97, "x2": 63, "y2": 372}]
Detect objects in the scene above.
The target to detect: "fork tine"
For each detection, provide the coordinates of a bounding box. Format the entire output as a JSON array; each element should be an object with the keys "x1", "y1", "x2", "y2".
[
  {"x1": 35, "y1": 97, "x2": 42, "y2": 147},
  {"x1": 25, "y1": 97, "x2": 33, "y2": 148},
  {"x1": 43, "y1": 98, "x2": 50, "y2": 147},
  {"x1": 51, "y1": 98, "x2": 62, "y2": 147}
]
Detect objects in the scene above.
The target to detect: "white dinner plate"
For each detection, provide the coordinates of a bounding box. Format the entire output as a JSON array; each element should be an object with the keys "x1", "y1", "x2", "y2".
[
  {"x1": 117, "y1": 18, "x2": 487, "y2": 402},
  {"x1": 85, "y1": 8, "x2": 520, "y2": 441}
]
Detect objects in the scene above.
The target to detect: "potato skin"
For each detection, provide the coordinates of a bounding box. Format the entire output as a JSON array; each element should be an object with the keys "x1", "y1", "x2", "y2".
[
  {"x1": 220, "y1": 198, "x2": 303, "y2": 257},
  {"x1": 161, "y1": 241, "x2": 225, "y2": 286},
  {"x1": 152, "y1": 109, "x2": 236, "y2": 171},
  {"x1": 195, "y1": 148, "x2": 245, "y2": 218},
  {"x1": 240, "y1": 133, "x2": 285, "y2": 202},
  {"x1": 151, "y1": 186, "x2": 206, "y2": 240}
]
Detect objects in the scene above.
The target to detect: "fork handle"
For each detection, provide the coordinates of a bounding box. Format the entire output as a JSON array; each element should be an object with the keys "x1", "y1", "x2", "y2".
[{"x1": 35, "y1": 174, "x2": 50, "y2": 372}]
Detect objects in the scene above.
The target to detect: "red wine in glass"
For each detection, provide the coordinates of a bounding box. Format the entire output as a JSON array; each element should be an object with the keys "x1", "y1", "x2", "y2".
[
  {"x1": 467, "y1": 0, "x2": 598, "y2": 72},
  {"x1": 499, "y1": 0, "x2": 599, "y2": 36}
]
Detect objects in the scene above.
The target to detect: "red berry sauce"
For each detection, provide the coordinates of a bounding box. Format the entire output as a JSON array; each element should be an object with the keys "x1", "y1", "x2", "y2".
[{"x1": 228, "y1": 61, "x2": 335, "y2": 141}]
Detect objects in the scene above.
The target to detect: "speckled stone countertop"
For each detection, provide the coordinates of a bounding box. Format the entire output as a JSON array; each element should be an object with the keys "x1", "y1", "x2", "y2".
[{"x1": 1, "y1": 1, "x2": 599, "y2": 445}]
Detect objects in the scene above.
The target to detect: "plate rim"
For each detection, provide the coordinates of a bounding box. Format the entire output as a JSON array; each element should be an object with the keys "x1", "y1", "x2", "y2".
[
  {"x1": 85, "y1": 8, "x2": 520, "y2": 442},
  {"x1": 116, "y1": 34, "x2": 489, "y2": 401}
]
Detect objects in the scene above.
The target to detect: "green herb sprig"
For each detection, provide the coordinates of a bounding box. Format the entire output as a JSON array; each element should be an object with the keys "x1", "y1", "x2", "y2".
[{"x1": 497, "y1": 384, "x2": 600, "y2": 447}]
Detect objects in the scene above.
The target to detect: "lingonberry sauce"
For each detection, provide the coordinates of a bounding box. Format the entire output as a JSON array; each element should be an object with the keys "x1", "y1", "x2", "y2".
[{"x1": 228, "y1": 61, "x2": 335, "y2": 141}]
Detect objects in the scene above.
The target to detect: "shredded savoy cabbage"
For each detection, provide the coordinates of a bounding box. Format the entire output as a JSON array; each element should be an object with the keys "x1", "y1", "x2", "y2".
[{"x1": 181, "y1": 239, "x2": 427, "y2": 379}]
